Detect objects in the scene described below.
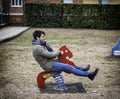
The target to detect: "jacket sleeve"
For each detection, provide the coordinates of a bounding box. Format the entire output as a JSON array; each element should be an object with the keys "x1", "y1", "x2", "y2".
[{"x1": 36, "y1": 46, "x2": 60, "y2": 58}]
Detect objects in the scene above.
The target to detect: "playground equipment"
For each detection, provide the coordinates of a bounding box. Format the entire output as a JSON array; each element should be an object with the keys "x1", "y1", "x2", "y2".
[
  {"x1": 111, "y1": 38, "x2": 120, "y2": 56},
  {"x1": 37, "y1": 45, "x2": 75, "y2": 90}
]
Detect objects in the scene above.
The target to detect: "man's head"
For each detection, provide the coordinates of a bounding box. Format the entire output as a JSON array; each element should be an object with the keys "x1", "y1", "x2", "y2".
[{"x1": 33, "y1": 30, "x2": 46, "y2": 41}]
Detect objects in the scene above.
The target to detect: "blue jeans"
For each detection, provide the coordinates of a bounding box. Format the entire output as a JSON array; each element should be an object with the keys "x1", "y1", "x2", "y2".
[{"x1": 51, "y1": 61, "x2": 89, "y2": 77}]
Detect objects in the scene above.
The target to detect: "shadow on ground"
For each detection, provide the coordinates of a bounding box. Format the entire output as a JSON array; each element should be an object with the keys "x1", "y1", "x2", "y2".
[
  {"x1": 39, "y1": 82, "x2": 86, "y2": 94},
  {"x1": 105, "y1": 55, "x2": 120, "y2": 60}
]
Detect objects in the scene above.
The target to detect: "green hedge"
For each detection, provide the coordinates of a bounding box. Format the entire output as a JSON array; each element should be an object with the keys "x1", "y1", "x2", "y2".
[{"x1": 24, "y1": 3, "x2": 120, "y2": 29}]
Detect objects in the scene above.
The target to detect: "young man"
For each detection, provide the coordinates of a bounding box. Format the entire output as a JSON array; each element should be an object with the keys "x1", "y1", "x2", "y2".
[{"x1": 32, "y1": 30, "x2": 99, "y2": 81}]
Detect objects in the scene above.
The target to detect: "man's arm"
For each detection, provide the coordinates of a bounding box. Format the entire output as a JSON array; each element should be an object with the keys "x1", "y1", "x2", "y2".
[{"x1": 37, "y1": 46, "x2": 60, "y2": 58}]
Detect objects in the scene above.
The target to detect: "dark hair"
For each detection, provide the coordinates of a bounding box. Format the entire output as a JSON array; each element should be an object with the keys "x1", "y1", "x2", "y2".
[{"x1": 33, "y1": 30, "x2": 45, "y2": 40}]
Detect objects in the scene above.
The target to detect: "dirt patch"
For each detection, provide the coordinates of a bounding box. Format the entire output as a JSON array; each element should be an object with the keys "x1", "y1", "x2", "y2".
[{"x1": 0, "y1": 28, "x2": 120, "y2": 99}]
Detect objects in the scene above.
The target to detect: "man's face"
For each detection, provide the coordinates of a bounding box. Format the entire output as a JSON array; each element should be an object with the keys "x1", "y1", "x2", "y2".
[{"x1": 39, "y1": 34, "x2": 45, "y2": 41}]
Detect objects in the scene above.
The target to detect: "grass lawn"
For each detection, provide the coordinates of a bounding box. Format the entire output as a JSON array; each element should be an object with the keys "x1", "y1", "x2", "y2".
[{"x1": 0, "y1": 28, "x2": 120, "y2": 99}]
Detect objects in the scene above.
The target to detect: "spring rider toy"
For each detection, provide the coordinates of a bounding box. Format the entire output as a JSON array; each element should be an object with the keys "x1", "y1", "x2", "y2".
[{"x1": 37, "y1": 45, "x2": 75, "y2": 90}]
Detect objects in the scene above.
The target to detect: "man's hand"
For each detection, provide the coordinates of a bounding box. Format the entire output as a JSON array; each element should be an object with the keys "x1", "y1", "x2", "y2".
[{"x1": 59, "y1": 51, "x2": 64, "y2": 56}]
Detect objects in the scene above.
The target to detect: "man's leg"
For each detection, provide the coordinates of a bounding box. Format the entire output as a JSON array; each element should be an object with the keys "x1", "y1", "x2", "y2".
[
  {"x1": 52, "y1": 62, "x2": 89, "y2": 76},
  {"x1": 75, "y1": 64, "x2": 90, "y2": 71},
  {"x1": 52, "y1": 62, "x2": 99, "y2": 81}
]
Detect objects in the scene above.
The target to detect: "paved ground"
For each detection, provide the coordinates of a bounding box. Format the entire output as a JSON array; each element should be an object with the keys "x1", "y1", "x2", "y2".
[{"x1": 0, "y1": 26, "x2": 29, "y2": 42}]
